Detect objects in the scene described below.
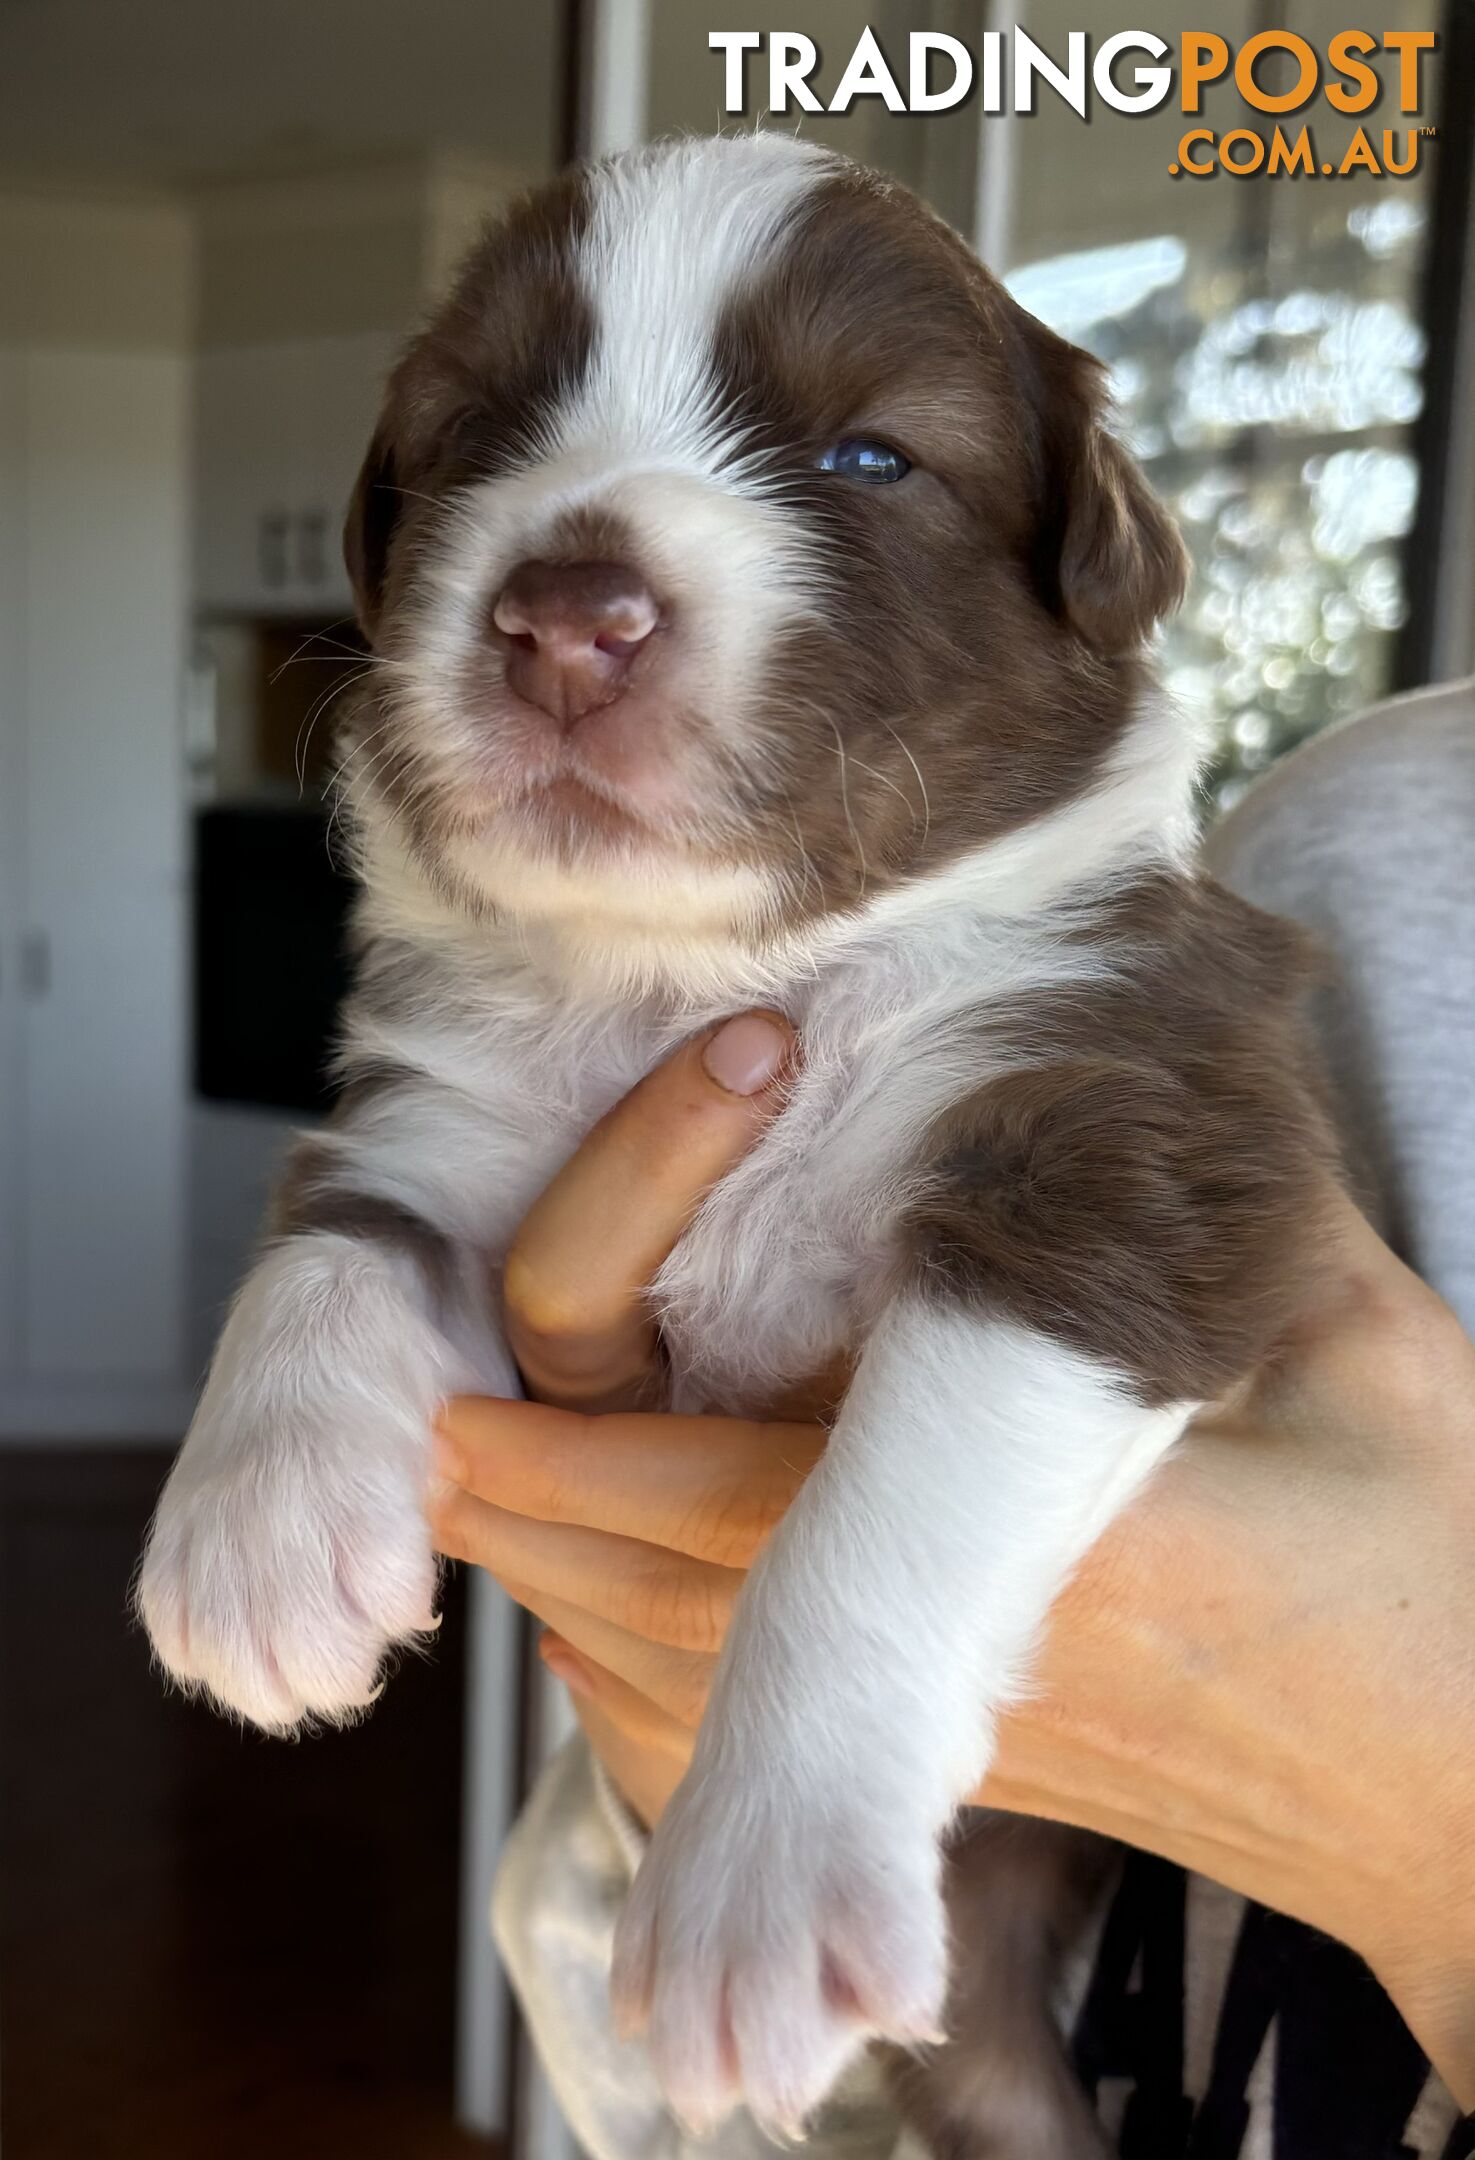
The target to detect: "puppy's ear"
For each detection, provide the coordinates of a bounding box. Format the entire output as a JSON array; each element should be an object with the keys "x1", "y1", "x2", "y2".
[
  {"x1": 1055, "y1": 400, "x2": 1189, "y2": 655},
  {"x1": 343, "y1": 422, "x2": 399, "y2": 644},
  {"x1": 1015, "y1": 313, "x2": 1188, "y2": 656}
]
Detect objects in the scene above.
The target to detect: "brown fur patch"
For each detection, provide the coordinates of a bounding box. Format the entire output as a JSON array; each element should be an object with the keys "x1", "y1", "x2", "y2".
[
  {"x1": 270, "y1": 1134, "x2": 456, "y2": 1304},
  {"x1": 900, "y1": 873, "x2": 1336, "y2": 1404},
  {"x1": 888, "y1": 1818, "x2": 1118, "y2": 2160},
  {"x1": 336, "y1": 165, "x2": 599, "y2": 871},
  {"x1": 342, "y1": 163, "x2": 595, "y2": 644},
  {"x1": 699, "y1": 165, "x2": 1189, "y2": 913}
]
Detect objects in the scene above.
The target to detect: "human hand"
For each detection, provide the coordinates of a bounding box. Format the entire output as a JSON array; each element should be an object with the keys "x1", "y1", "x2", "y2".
[{"x1": 429, "y1": 1015, "x2": 1475, "y2": 2104}]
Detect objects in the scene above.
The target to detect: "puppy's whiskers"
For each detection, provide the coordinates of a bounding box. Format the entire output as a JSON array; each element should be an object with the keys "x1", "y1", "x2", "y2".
[
  {"x1": 295, "y1": 667, "x2": 372, "y2": 792},
  {"x1": 779, "y1": 786, "x2": 823, "y2": 910},
  {"x1": 825, "y1": 714, "x2": 867, "y2": 896},
  {"x1": 879, "y1": 719, "x2": 932, "y2": 847}
]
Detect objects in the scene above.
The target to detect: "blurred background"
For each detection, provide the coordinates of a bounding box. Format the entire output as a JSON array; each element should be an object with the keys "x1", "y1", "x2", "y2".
[{"x1": 0, "y1": 3, "x2": 1469, "y2": 2156}]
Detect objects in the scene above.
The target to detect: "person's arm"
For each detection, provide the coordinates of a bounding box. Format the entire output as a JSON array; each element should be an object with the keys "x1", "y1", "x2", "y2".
[{"x1": 429, "y1": 1020, "x2": 1475, "y2": 2108}]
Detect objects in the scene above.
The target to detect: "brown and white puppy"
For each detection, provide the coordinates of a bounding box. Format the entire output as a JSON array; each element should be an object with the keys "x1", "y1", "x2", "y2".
[{"x1": 137, "y1": 136, "x2": 1331, "y2": 2148}]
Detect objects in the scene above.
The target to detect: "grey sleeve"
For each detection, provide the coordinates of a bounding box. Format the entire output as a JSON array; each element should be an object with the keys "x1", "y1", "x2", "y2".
[{"x1": 1204, "y1": 680, "x2": 1475, "y2": 1338}]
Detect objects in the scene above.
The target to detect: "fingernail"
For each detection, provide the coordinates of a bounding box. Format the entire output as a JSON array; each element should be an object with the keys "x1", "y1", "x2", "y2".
[
  {"x1": 702, "y1": 1012, "x2": 790, "y2": 1097},
  {"x1": 540, "y1": 1635, "x2": 595, "y2": 1699},
  {"x1": 432, "y1": 1429, "x2": 464, "y2": 1484}
]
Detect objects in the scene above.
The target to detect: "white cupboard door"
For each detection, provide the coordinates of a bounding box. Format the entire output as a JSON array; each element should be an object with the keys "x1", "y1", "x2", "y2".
[
  {"x1": 21, "y1": 347, "x2": 189, "y2": 1381},
  {"x1": 194, "y1": 342, "x2": 308, "y2": 615},
  {"x1": 296, "y1": 329, "x2": 397, "y2": 609},
  {"x1": 194, "y1": 332, "x2": 394, "y2": 617}
]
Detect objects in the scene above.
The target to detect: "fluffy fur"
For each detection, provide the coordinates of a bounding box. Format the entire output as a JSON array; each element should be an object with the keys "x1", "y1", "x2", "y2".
[{"x1": 137, "y1": 134, "x2": 1330, "y2": 2146}]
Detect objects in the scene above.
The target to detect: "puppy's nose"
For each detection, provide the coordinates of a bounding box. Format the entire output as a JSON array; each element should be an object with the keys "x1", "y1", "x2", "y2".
[{"x1": 492, "y1": 560, "x2": 660, "y2": 725}]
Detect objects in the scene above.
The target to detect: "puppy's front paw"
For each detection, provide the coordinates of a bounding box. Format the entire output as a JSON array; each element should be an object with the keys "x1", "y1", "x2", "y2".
[
  {"x1": 612, "y1": 1773, "x2": 948, "y2": 2138},
  {"x1": 137, "y1": 1399, "x2": 437, "y2": 1732}
]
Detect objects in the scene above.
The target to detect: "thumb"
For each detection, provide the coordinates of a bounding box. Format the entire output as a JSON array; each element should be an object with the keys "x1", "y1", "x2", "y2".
[{"x1": 503, "y1": 1011, "x2": 795, "y2": 1410}]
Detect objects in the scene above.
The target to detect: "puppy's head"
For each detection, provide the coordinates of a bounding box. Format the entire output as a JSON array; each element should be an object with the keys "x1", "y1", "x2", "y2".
[{"x1": 344, "y1": 135, "x2": 1186, "y2": 943}]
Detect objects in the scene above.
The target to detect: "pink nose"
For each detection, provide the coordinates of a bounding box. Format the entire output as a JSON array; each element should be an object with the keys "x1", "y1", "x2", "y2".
[{"x1": 491, "y1": 560, "x2": 660, "y2": 726}]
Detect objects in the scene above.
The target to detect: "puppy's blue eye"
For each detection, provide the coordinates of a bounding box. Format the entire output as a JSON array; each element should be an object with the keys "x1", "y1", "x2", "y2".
[{"x1": 816, "y1": 437, "x2": 911, "y2": 485}]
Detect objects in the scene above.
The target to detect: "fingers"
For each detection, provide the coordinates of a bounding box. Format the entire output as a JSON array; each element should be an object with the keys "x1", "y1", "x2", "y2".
[
  {"x1": 503, "y1": 1011, "x2": 796, "y2": 1411},
  {"x1": 435, "y1": 1398, "x2": 823, "y2": 1567},
  {"x1": 541, "y1": 1632, "x2": 699, "y2": 1759},
  {"x1": 542, "y1": 1635, "x2": 698, "y2": 1825},
  {"x1": 503, "y1": 1582, "x2": 715, "y2": 1730},
  {"x1": 565, "y1": 1692, "x2": 694, "y2": 1831},
  {"x1": 428, "y1": 1481, "x2": 745, "y2": 1653}
]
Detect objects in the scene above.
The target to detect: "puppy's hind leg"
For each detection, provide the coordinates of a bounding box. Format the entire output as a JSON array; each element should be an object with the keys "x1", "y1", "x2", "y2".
[{"x1": 887, "y1": 1816, "x2": 1118, "y2": 2160}]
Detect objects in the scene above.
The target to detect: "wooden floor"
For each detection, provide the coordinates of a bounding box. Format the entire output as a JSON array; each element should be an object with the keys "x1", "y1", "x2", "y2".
[{"x1": 0, "y1": 1445, "x2": 494, "y2": 2160}]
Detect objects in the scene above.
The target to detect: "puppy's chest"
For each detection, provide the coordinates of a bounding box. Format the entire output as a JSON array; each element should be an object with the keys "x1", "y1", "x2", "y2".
[
  {"x1": 391, "y1": 924, "x2": 1090, "y2": 1407},
  {"x1": 656, "y1": 1061, "x2": 893, "y2": 1411},
  {"x1": 390, "y1": 987, "x2": 912, "y2": 1398}
]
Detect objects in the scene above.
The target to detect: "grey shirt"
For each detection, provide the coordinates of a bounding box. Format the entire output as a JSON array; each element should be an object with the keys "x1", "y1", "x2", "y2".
[{"x1": 493, "y1": 681, "x2": 1475, "y2": 2160}]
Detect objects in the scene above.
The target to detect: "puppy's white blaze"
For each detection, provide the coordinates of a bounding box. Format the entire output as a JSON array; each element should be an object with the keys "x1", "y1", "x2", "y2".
[
  {"x1": 392, "y1": 139, "x2": 846, "y2": 941},
  {"x1": 412, "y1": 138, "x2": 833, "y2": 690},
  {"x1": 617, "y1": 1304, "x2": 1195, "y2": 2123},
  {"x1": 569, "y1": 134, "x2": 832, "y2": 482}
]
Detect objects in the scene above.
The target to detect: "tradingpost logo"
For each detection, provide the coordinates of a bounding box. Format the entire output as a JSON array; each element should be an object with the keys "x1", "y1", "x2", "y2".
[{"x1": 711, "y1": 28, "x2": 1439, "y2": 179}]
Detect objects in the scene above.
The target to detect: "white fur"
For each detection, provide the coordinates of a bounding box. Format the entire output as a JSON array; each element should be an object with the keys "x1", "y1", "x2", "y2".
[
  {"x1": 613, "y1": 1306, "x2": 1193, "y2": 2132},
  {"x1": 571, "y1": 136, "x2": 832, "y2": 484},
  {"x1": 137, "y1": 1234, "x2": 506, "y2": 1731}
]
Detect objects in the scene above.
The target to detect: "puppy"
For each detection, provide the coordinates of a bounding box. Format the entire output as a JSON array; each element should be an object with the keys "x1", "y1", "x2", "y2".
[{"x1": 138, "y1": 136, "x2": 1331, "y2": 2148}]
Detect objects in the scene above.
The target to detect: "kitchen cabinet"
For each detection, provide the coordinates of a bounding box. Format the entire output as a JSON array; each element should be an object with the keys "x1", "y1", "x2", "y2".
[{"x1": 194, "y1": 329, "x2": 397, "y2": 618}]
